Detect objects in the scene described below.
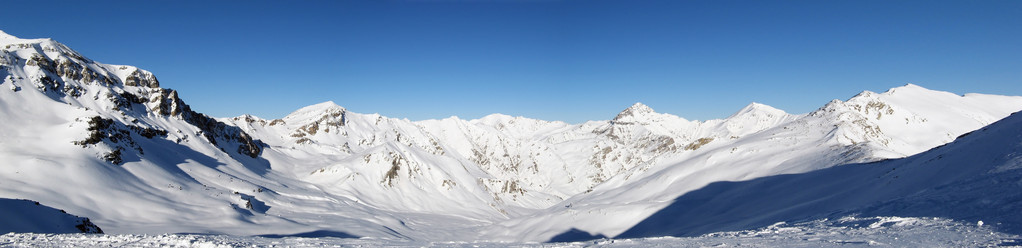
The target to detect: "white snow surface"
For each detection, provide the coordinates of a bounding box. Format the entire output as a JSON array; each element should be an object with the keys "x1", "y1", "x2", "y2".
[
  {"x1": 4, "y1": 30, "x2": 1022, "y2": 243},
  {"x1": 2, "y1": 216, "x2": 1018, "y2": 247}
]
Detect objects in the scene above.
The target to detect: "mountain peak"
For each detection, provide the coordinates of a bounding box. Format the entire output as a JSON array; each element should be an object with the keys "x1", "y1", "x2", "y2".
[
  {"x1": 881, "y1": 83, "x2": 944, "y2": 96},
  {"x1": 627, "y1": 102, "x2": 653, "y2": 111},
  {"x1": 615, "y1": 102, "x2": 654, "y2": 118},
  {"x1": 897, "y1": 83, "x2": 925, "y2": 89},
  {"x1": 304, "y1": 101, "x2": 344, "y2": 111},
  {"x1": 740, "y1": 102, "x2": 773, "y2": 111},
  {"x1": 476, "y1": 113, "x2": 516, "y2": 123},
  {"x1": 612, "y1": 102, "x2": 673, "y2": 125},
  {"x1": 728, "y1": 102, "x2": 788, "y2": 119},
  {"x1": 287, "y1": 101, "x2": 346, "y2": 118},
  {"x1": 310, "y1": 100, "x2": 342, "y2": 108}
]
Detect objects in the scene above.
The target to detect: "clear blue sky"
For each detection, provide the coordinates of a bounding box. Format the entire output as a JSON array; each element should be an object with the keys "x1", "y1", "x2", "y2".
[{"x1": 2, "y1": 0, "x2": 1020, "y2": 123}]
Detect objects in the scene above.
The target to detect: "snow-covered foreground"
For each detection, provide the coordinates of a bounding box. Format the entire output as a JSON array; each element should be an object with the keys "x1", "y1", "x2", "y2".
[{"x1": 3, "y1": 216, "x2": 1018, "y2": 247}]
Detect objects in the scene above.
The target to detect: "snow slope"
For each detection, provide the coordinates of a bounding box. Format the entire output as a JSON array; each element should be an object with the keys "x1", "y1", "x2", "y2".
[
  {"x1": 3, "y1": 29, "x2": 1022, "y2": 242},
  {"x1": 619, "y1": 110, "x2": 1022, "y2": 238},
  {"x1": 0, "y1": 198, "x2": 102, "y2": 234}
]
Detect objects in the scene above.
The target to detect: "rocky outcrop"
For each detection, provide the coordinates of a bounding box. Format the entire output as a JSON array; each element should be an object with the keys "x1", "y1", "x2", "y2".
[
  {"x1": 26, "y1": 50, "x2": 116, "y2": 86},
  {"x1": 144, "y1": 88, "x2": 262, "y2": 158},
  {"x1": 73, "y1": 116, "x2": 169, "y2": 164},
  {"x1": 22, "y1": 52, "x2": 115, "y2": 98},
  {"x1": 124, "y1": 69, "x2": 159, "y2": 88}
]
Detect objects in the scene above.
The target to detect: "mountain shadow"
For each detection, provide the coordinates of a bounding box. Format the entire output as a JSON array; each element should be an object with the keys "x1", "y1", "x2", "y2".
[
  {"x1": 547, "y1": 228, "x2": 608, "y2": 242},
  {"x1": 0, "y1": 198, "x2": 103, "y2": 234},
  {"x1": 257, "y1": 230, "x2": 359, "y2": 239},
  {"x1": 617, "y1": 112, "x2": 1022, "y2": 238}
]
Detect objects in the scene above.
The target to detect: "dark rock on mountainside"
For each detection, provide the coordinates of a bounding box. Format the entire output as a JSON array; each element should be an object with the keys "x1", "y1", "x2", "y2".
[{"x1": 146, "y1": 87, "x2": 263, "y2": 158}]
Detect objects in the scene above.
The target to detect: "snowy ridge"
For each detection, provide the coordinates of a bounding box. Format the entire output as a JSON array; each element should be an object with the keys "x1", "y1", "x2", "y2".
[{"x1": 3, "y1": 30, "x2": 1022, "y2": 243}]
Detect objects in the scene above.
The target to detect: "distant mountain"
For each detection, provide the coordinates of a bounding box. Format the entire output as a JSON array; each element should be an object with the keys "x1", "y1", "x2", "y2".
[{"x1": 2, "y1": 30, "x2": 1021, "y2": 242}]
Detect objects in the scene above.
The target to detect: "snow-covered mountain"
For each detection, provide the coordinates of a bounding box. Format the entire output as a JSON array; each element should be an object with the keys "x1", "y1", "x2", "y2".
[
  {"x1": 2, "y1": 30, "x2": 1022, "y2": 242},
  {"x1": 620, "y1": 109, "x2": 1022, "y2": 239}
]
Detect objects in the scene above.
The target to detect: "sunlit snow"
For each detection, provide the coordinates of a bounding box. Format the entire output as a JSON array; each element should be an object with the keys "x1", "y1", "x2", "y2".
[{"x1": 3, "y1": 29, "x2": 1022, "y2": 246}]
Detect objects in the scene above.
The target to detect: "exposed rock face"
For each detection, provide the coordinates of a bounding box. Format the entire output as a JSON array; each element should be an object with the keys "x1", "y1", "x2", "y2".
[
  {"x1": 25, "y1": 49, "x2": 116, "y2": 87},
  {"x1": 124, "y1": 69, "x2": 159, "y2": 88},
  {"x1": 17, "y1": 48, "x2": 121, "y2": 100},
  {"x1": 150, "y1": 88, "x2": 186, "y2": 116},
  {"x1": 145, "y1": 88, "x2": 262, "y2": 158},
  {"x1": 74, "y1": 218, "x2": 103, "y2": 234},
  {"x1": 292, "y1": 110, "x2": 346, "y2": 138},
  {"x1": 72, "y1": 115, "x2": 170, "y2": 164},
  {"x1": 810, "y1": 96, "x2": 893, "y2": 147}
]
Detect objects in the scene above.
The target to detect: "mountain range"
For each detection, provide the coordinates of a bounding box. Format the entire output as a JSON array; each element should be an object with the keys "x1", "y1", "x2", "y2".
[{"x1": 2, "y1": 30, "x2": 1021, "y2": 242}]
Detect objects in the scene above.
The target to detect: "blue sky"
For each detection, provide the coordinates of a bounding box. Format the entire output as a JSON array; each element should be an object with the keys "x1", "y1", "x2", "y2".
[{"x1": 2, "y1": 0, "x2": 1020, "y2": 123}]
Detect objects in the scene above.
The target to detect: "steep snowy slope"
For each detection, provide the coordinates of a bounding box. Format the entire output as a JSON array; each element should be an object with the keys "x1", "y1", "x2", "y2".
[
  {"x1": 620, "y1": 110, "x2": 1022, "y2": 238},
  {"x1": 4, "y1": 30, "x2": 1022, "y2": 242}
]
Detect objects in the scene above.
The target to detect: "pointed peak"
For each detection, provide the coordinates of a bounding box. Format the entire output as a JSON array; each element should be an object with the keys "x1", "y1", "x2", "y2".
[
  {"x1": 627, "y1": 102, "x2": 654, "y2": 112},
  {"x1": 616, "y1": 102, "x2": 655, "y2": 118},
  {"x1": 613, "y1": 102, "x2": 666, "y2": 124},
  {"x1": 289, "y1": 101, "x2": 346, "y2": 117},
  {"x1": 809, "y1": 99, "x2": 846, "y2": 116},
  {"x1": 741, "y1": 102, "x2": 771, "y2": 110}
]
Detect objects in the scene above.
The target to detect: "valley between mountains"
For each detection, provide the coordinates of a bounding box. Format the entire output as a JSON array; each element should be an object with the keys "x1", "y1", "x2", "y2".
[{"x1": 2, "y1": 30, "x2": 1022, "y2": 243}]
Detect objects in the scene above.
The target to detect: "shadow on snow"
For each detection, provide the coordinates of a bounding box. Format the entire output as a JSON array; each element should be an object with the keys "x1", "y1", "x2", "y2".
[{"x1": 614, "y1": 112, "x2": 1022, "y2": 240}]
